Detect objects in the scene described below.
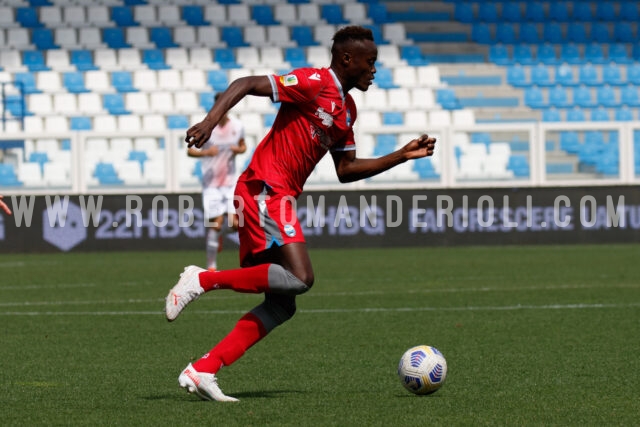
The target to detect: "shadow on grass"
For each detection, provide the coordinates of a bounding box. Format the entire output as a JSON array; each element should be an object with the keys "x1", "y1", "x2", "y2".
[{"x1": 144, "y1": 389, "x2": 306, "y2": 402}]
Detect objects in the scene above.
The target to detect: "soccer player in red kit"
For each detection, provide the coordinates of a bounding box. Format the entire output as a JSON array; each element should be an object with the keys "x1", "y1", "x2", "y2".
[{"x1": 166, "y1": 26, "x2": 436, "y2": 402}]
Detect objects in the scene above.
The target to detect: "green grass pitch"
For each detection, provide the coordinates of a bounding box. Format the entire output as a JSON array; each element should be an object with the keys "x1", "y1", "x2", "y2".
[{"x1": 1, "y1": 244, "x2": 639, "y2": 425}]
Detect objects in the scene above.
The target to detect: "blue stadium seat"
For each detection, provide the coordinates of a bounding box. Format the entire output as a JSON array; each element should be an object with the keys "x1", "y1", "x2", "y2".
[
  {"x1": 573, "y1": 86, "x2": 597, "y2": 108},
  {"x1": 94, "y1": 162, "x2": 123, "y2": 185},
  {"x1": 435, "y1": 89, "x2": 460, "y2": 110},
  {"x1": 222, "y1": 26, "x2": 249, "y2": 48},
  {"x1": 530, "y1": 64, "x2": 553, "y2": 87},
  {"x1": 602, "y1": 63, "x2": 623, "y2": 86},
  {"x1": 374, "y1": 134, "x2": 397, "y2": 156},
  {"x1": 400, "y1": 45, "x2": 428, "y2": 66},
  {"x1": 70, "y1": 50, "x2": 98, "y2": 71},
  {"x1": 542, "y1": 108, "x2": 562, "y2": 122},
  {"x1": 578, "y1": 63, "x2": 600, "y2": 86},
  {"x1": 507, "y1": 155, "x2": 529, "y2": 177},
  {"x1": 16, "y1": 7, "x2": 42, "y2": 27},
  {"x1": 413, "y1": 158, "x2": 439, "y2": 179},
  {"x1": 584, "y1": 44, "x2": 606, "y2": 64},
  {"x1": 595, "y1": 2, "x2": 616, "y2": 21},
  {"x1": 70, "y1": 116, "x2": 92, "y2": 130},
  {"x1": 111, "y1": 71, "x2": 137, "y2": 93},
  {"x1": 142, "y1": 49, "x2": 169, "y2": 70},
  {"x1": 488, "y1": 44, "x2": 510, "y2": 65},
  {"x1": 548, "y1": 2, "x2": 570, "y2": 21},
  {"x1": 291, "y1": 26, "x2": 318, "y2": 47},
  {"x1": 167, "y1": 115, "x2": 189, "y2": 129},
  {"x1": 284, "y1": 47, "x2": 311, "y2": 68},
  {"x1": 614, "y1": 23, "x2": 634, "y2": 43},
  {"x1": 566, "y1": 108, "x2": 586, "y2": 122},
  {"x1": 363, "y1": 24, "x2": 387, "y2": 45},
  {"x1": 28, "y1": 152, "x2": 48, "y2": 172},
  {"x1": 495, "y1": 24, "x2": 516, "y2": 44},
  {"x1": 519, "y1": 23, "x2": 541, "y2": 44},
  {"x1": 590, "y1": 23, "x2": 611, "y2": 43},
  {"x1": 321, "y1": 4, "x2": 348, "y2": 25},
  {"x1": 506, "y1": 65, "x2": 528, "y2": 87},
  {"x1": 213, "y1": 49, "x2": 240, "y2": 69},
  {"x1": 619, "y1": 3, "x2": 639, "y2": 21},
  {"x1": 29, "y1": 0, "x2": 53, "y2": 6},
  {"x1": 559, "y1": 44, "x2": 581, "y2": 65},
  {"x1": 629, "y1": 64, "x2": 640, "y2": 85},
  {"x1": 549, "y1": 86, "x2": 571, "y2": 108},
  {"x1": 573, "y1": 3, "x2": 593, "y2": 21},
  {"x1": 596, "y1": 85, "x2": 619, "y2": 108},
  {"x1": 620, "y1": 85, "x2": 640, "y2": 107},
  {"x1": 608, "y1": 44, "x2": 632, "y2": 64},
  {"x1": 536, "y1": 44, "x2": 558, "y2": 65},
  {"x1": 478, "y1": 3, "x2": 498, "y2": 22},
  {"x1": 374, "y1": 68, "x2": 398, "y2": 89},
  {"x1": 63, "y1": 72, "x2": 89, "y2": 93},
  {"x1": 103, "y1": 94, "x2": 130, "y2": 115},
  {"x1": 207, "y1": 70, "x2": 229, "y2": 91},
  {"x1": 555, "y1": 64, "x2": 578, "y2": 86},
  {"x1": 560, "y1": 131, "x2": 580, "y2": 153},
  {"x1": 567, "y1": 23, "x2": 588, "y2": 43},
  {"x1": 253, "y1": 5, "x2": 278, "y2": 25},
  {"x1": 183, "y1": 6, "x2": 209, "y2": 26},
  {"x1": 501, "y1": 3, "x2": 522, "y2": 22},
  {"x1": 368, "y1": 4, "x2": 390, "y2": 24},
  {"x1": 382, "y1": 112, "x2": 404, "y2": 126},
  {"x1": 614, "y1": 106, "x2": 634, "y2": 121},
  {"x1": 13, "y1": 72, "x2": 41, "y2": 94},
  {"x1": 32, "y1": 28, "x2": 59, "y2": 50},
  {"x1": 590, "y1": 107, "x2": 610, "y2": 122},
  {"x1": 513, "y1": 44, "x2": 535, "y2": 65},
  {"x1": 454, "y1": 3, "x2": 474, "y2": 23},
  {"x1": 471, "y1": 23, "x2": 492, "y2": 44},
  {"x1": 524, "y1": 86, "x2": 547, "y2": 109},
  {"x1": 150, "y1": 27, "x2": 178, "y2": 49},
  {"x1": 111, "y1": 6, "x2": 139, "y2": 27},
  {"x1": 199, "y1": 92, "x2": 216, "y2": 110},
  {"x1": 103, "y1": 28, "x2": 131, "y2": 49},
  {"x1": 524, "y1": 2, "x2": 544, "y2": 22},
  {"x1": 263, "y1": 113, "x2": 276, "y2": 128},
  {"x1": 543, "y1": 23, "x2": 563, "y2": 43},
  {"x1": 0, "y1": 164, "x2": 23, "y2": 187},
  {"x1": 128, "y1": 150, "x2": 148, "y2": 171},
  {"x1": 22, "y1": 51, "x2": 50, "y2": 71}
]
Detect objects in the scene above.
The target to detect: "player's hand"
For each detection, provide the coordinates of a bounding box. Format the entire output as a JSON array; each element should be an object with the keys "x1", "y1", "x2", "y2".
[
  {"x1": 185, "y1": 119, "x2": 216, "y2": 148},
  {"x1": 402, "y1": 134, "x2": 437, "y2": 160},
  {"x1": 0, "y1": 195, "x2": 12, "y2": 215}
]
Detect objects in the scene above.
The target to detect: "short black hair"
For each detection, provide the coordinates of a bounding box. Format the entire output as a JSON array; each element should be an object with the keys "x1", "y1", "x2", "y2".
[{"x1": 331, "y1": 26, "x2": 374, "y2": 55}]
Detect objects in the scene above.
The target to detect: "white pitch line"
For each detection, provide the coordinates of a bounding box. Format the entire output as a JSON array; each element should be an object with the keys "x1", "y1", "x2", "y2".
[{"x1": 0, "y1": 302, "x2": 639, "y2": 316}]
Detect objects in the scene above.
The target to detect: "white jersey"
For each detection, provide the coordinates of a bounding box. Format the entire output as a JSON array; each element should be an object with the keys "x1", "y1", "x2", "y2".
[{"x1": 200, "y1": 116, "x2": 245, "y2": 189}]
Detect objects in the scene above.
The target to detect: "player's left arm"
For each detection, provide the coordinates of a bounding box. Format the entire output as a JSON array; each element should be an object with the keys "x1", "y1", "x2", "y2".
[
  {"x1": 331, "y1": 134, "x2": 436, "y2": 183},
  {"x1": 187, "y1": 146, "x2": 219, "y2": 157},
  {"x1": 231, "y1": 138, "x2": 246, "y2": 155}
]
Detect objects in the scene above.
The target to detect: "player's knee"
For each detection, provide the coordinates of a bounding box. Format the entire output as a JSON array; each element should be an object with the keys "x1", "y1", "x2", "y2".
[
  {"x1": 251, "y1": 295, "x2": 297, "y2": 332},
  {"x1": 268, "y1": 264, "x2": 312, "y2": 295}
]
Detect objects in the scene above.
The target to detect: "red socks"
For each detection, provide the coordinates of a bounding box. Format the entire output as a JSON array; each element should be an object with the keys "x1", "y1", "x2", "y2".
[
  {"x1": 192, "y1": 312, "x2": 267, "y2": 374},
  {"x1": 198, "y1": 264, "x2": 271, "y2": 293}
]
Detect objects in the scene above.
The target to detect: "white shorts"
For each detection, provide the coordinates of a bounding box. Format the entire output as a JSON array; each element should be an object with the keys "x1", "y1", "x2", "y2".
[{"x1": 202, "y1": 186, "x2": 235, "y2": 220}]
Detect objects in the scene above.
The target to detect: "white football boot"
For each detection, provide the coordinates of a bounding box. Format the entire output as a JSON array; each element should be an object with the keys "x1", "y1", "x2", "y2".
[
  {"x1": 165, "y1": 265, "x2": 206, "y2": 321},
  {"x1": 178, "y1": 363, "x2": 239, "y2": 402}
]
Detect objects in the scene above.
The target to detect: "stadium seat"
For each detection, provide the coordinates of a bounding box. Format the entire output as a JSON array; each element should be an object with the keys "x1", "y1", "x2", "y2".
[
  {"x1": 524, "y1": 86, "x2": 547, "y2": 109},
  {"x1": 549, "y1": 86, "x2": 571, "y2": 108},
  {"x1": 167, "y1": 115, "x2": 189, "y2": 129},
  {"x1": 590, "y1": 23, "x2": 611, "y2": 43},
  {"x1": 94, "y1": 162, "x2": 123, "y2": 185},
  {"x1": 501, "y1": 3, "x2": 522, "y2": 22},
  {"x1": 620, "y1": 85, "x2": 640, "y2": 107},
  {"x1": 578, "y1": 64, "x2": 600, "y2": 86},
  {"x1": 614, "y1": 106, "x2": 634, "y2": 121},
  {"x1": 591, "y1": 107, "x2": 610, "y2": 122},
  {"x1": 400, "y1": 45, "x2": 428, "y2": 66},
  {"x1": 548, "y1": 2, "x2": 570, "y2": 21},
  {"x1": 183, "y1": 5, "x2": 209, "y2": 26},
  {"x1": 150, "y1": 27, "x2": 178, "y2": 49},
  {"x1": 596, "y1": 85, "x2": 619, "y2": 108},
  {"x1": 519, "y1": 23, "x2": 541, "y2": 44},
  {"x1": 321, "y1": 4, "x2": 348, "y2": 25},
  {"x1": 32, "y1": 28, "x2": 59, "y2": 50},
  {"x1": 542, "y1": 108, "x2": 561, "y2": 122},
  {"x1": 584, "y1": 44, "x2": 606, "y2": 64},
  {"x1": 602, "y1": 64, "x2": 623, "y2": 86},
  {"x1": 573, "y1": 86, "x2": 597, "y2": 108},
  {"x1": 112, "y1": 71, "x2": 137, "y2": 93},
  {"x1": 619, "y1": 3, "x2": 639, "y2": 21},
  {"x1": 103, "y1": 28, "x2": 131, "y2": 49},
  {"x1": 13, "y1": 72, "x2": 41, "y2": 94},
  {"x1": 536, "y1": 44, "x2": 558, "y2": 65},
  {"x1": 560, "y1": 44, "x2": 581, "y2": 65},
  {"x1": 567, "y1": 23, "x2": 588, "y2": 43},
  {"x1": 454, "y1": 2, "x2": 473, "y2": 23},
  {"x1": 544, "y1": 23, "x2": 563, "y2": 44},
  {"x1": 70, "y1": 50, "x2": 98, "y2": 71},
  {"x1": 16, "y1": 7, "x2": 42, "y2": 28},
  {"x1": 614, "y1": 23, "x2": 634, "y2": 43},
  {"x1": 142, "y1": 49, "x2": 169, "y2": 70},
  {"x1": 496, "y1": 24, "x2": 516, "y2": 44},
  {"x1": 103, "y1": 93, "x2": 131, "y2": 115},
  {"x1": 284, "y1": 47, "x2": 311, "y2": 68},
  {"x1": 111, "y1": 6, "x2": 139, "y2": 27},
  {"x1": 506, "y1": 65, "x2": 527, "y2": 87},
  {"x1": 566, "y1": 108, "x2": 586, "y2": 122},
  {"x1": 488, "y1": 44, "x2": 510, "y2": 65},
  {"x1": 23, "y1": 51, "x2": 50, "y2": 72},
  {"x1": 608, "y1": 44, "x2": 632, "y2": 64},
  {"x1": 214, "y1": 48, "x2": 241, "y2": 69},
  {"x1": 513, "y1": 45, "x2": 535, "y2": 65},
  {"x1": 530, "y1": 64, "x2": 553, "y2": 87},
  {"x1": 555, "y1": 64, "x2": 578, "y2": 86},
  {"x1": 70, "y1": 116, "x2": 92, "y2": 131},
  {"x1": 573, "y1": 3, "x2": 593, "y2": 21}
]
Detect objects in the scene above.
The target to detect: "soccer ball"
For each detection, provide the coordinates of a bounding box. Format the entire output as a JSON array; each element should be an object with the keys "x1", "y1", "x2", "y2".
[{"x1": 398, "y1": 345, "x2": 447, "y2": 395}]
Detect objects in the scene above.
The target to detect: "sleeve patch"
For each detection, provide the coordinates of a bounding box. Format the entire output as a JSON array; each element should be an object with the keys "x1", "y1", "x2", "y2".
[{"x1": 280, "y1": 74, "x2": 299, "y2": 86}]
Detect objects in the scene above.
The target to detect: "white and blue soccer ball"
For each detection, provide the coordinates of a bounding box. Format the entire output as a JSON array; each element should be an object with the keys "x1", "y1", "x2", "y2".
[{"x1": 398, "y1": 345, "x2": 447, "y2": 395}]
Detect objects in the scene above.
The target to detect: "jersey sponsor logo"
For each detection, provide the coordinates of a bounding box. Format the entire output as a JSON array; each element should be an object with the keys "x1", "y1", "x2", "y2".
[
  {"x1": 315, "y1": 107, "x2": 333, "y2": 127},
  {"x1": 284, "y1": 224, "x2": 296, "y2": 237},
  {"x1": 309, "y1": 72, "x2": 321, "y2": 81},
  {"x1": 310, "y1": 125, "x2": 332, "y2": 151},
  {"x1": 280, "y1": 74, "x2": 299, "y2": 86}
]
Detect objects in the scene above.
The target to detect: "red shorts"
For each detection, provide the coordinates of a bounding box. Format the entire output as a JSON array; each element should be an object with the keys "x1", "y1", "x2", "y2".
[{"x1": 234, "y1": 180, "x2": 305, "y2": 264}]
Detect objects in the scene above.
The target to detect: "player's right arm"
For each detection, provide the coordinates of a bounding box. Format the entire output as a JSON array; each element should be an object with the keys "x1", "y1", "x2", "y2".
[{"x1": 186, "y1": 76, "x2": 273, "y2": 148}]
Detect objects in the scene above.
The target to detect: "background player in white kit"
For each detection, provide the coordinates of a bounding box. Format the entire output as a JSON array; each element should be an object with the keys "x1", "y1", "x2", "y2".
[{"x1": 187, "y1": 93, "x2": 246, "y2": 270}]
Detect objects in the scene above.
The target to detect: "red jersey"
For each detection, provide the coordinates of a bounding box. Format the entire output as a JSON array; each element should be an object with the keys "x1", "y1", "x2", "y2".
[{"x1": 238, "y1": 67, "x2": 357, "y2": 197}]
